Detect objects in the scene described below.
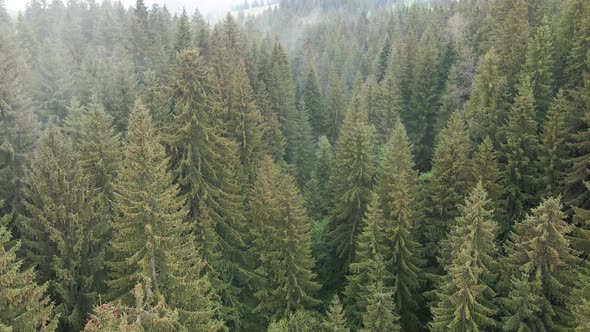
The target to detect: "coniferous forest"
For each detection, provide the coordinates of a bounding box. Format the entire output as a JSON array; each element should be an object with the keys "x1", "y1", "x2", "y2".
[{"x1": 1, "y1": 0, "x2": 590, "y2": 330}]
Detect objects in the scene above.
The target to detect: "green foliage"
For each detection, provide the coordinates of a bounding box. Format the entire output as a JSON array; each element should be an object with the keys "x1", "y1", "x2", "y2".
[
  {"x1": 323, "y1": 296, "x2": 349, "y2": 332},
  {"x1": 249, "y1": 157, "x2": 321, "y2": 323},
  {"x1": 108, "y1": 102, "x2": 224, "y2": 330},
  {"x1": 470, "y1": 137, "x2": 503, "y2": 214},
  {"x1": 18, "y1": 126, "x2": 105, "y2": 331},
  {"x1": 503, "y1": 197, "x2": 578, "y2": 330},
  {"x1": 465, "y1": 48, "x2": 509, "y2": 145},
  {"x1": 267, "y1": 310, "x2": 323, "y2": 332},
  {"x1": 0, "y1": 210, "x2": 57, "y2": 331},
  {"x1": 500, "y1": 76, "x2": 540, "y2": 234},
  {"x1": 303, "y1": 67, "x2": 325, "y2": 138},
  {"x1": 524, "y1": 17, "x2": 554, "y2": 118},
  {"x1": 375, "y1": 121, "x2": 424, "y2": 330},
  {"x1": 324, "y1": 65, "x2": 346, "y2": 144},
  {"x1": 431, "y1": 182, "x2": 498, "y2": 332},
  {"x1": 360, "y1": 258, "x2": 400, "y2": 332},
  {"x1": 330, "y1": 96, "x2": 376, "y2": 273},
  {"x1": 423, "y1": 112, "x2": 471, "y2": 262}
]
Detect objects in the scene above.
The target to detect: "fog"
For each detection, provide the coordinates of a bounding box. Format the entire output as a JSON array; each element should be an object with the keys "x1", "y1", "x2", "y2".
[{"x1": 5, "y1": 0, "x2": 244, "y2": 16}]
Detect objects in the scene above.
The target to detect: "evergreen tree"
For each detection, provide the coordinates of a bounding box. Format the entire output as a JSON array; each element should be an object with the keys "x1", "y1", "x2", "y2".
[
  {"x1": 108, "y1": 102, "x2": 224, "y2": 330},
  {"x1": 18, "y1": 126, "x2": 104, "y2": 331},
  {"x1": 0, "y1": 210, "x2": 57, "y2": 331},
  {"x1": 163, "y1": 49, "x2": 247, "y2": 323},
  {"x1": 226, "y1": 61, "x2": 266, "y2": 184},
  {"x1": 500, "y1": 273, "x2": 545, "y2": 332},
  {"x1": 376, "y1": 121, "x2": 424, "y2": 330},
  {"x1": 360, "y1": 257, "x2": 400, "y2": 332},
  {"x1": 249, "y1": 157, "x2": 320, "y2": 322},
  {"x1": 470, "y1": 137, "x2": 503, "y2": 213},
  {"x1": 376, "y1": 37, "x2": 391, "y2": 83},
  {"x1": 500, "y1": 76, "x2": 540, "y2": 234},
  {"x1": 564, "y1": 84, "x2": 590, "y2": 211},
  {"x1": 0, "y1": 25, "x2": 39, "y2": 214},
  {"x1": 330, "y1": 96, "x2": 376, "y2": 273},
  {"x1": 538, "y1": 91, "x2": 570, "y2": 198},
  {"x1": 502, "y1": 197, "x2": 578, "y2": 330},
  {"x1": 304, "y1": 136, "x2": 334, "y2": 220},
  {"x1": 406, "y1": 27, "x2": 443, "y2": 170},
  {"x1": 563, "y1": 0, "x2": 590, "y2": 88},
  {"x1": 374, "y1": 54, "x2": 403, "y2": 143},
  {"x1": 289, "y1": 97, "x2": 316, "y2": 187},
  {"x1": 524, "y1": 17, "x2": 554, "y2": 119},
  {"x1": 423, "y1": 112, "x2": 471, "y2": 262},
  {"x1": 324, "y1": 65, "x2": 346, "y2": 144},
  {"x1": 343, "y1": 193, "x2": 391, "y2": 327},
  {"x1": 303, "y1": 67, "x2": 325, "y2": 138},
  {"x1": 64, "y1": 98, "x2": 121, "y2": 210},
  {"x1": 173, "y1": 9, "x2": 192, "y2": 54},
  {"x1": 323, "y1": 295, "x2": 349, "y2": 332},
  {"x1": 465, "y1": 48, "x2": 509, "y2": 145},
  {"x1": 495, "y1": 0, "x2": 530, "y2": 90}
]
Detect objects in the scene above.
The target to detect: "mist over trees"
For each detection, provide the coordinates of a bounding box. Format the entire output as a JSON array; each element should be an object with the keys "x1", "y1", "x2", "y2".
[{"x1": 1, "y1": 0, "x2": 590, "y2": 331}]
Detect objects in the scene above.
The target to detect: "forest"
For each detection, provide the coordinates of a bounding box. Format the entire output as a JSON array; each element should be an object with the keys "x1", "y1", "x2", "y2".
[{"x1": 0, "y1": 0, "x2": 589, "y2": 331}]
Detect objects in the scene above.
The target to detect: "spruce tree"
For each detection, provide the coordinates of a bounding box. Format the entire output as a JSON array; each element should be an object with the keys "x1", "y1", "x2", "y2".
[
  {"x1": 360, "y1": 257, "x2": 400, "y2": 332},
  {"x1": 501, "y1": 273, "x2": 544, "y2": 332},
  {"x1": 465, "y1": 48, "x2": 509, "y2": 145},
  {"x1": 163, "y1": 49, "x2": 247, "y2": 322},
  {"x1": 376, "y1": 121, "x2": 423, "y2": 330},
  {"x1": 470, "y1": 137, "x2": 503, "y2": 214},
  {"x1": 524, "y1": 17, "x2": 554, "y2": 119},
  {"x1": 374, "y1": 54, "x2": 403, "y2": 143},
  {"x1": 289, "y1": 97, "x2": 316, "y2": 187},
  {"x1": 18, "y1": 126, "x2": 104, "y2": 331},
  {"x1": 323, "y1": 295, "x2": 349, "y2": 332},
  {"x1": 330, "y1": 96, "x2": 376, "y2": 272},
  {"x1": 0, "y1": 26, "x2": 39, "y2": 214},
  {"x1": 500, "y1": 76, "x2": 540, "y2": 234},
  {"x1": 173, "y1": 9, "x2": 191, "y2": 54},
  {"x1": 304, "y1": 136, "x2": 334, "y2": 220},
  {"x1": 423, "y1": 112, "x2": 471, "y2": 262},
  {"x1": 108, "y1": 102, "x2": 224, "y2": 330},
  {"x1": 324, "y1": 65, "x2": 346, "y2": 144},
  {"x1": 226, "y1": 61, "x2": 266, "y2": 184},
  {"x1": 303, "y1": 67, "x2": 325, "y2": 138},
  {"x1": 0, "y1": 211, "x2": 57, "y2": 331},
  {"x1": 502, "y1": 197, "x2": 578, "y2": 330},
  {"x1": 406, "y1": 27, "x2": 443, "y2": 170},
  {"x1": 343, "y1": 193, "x2": 391, "y2": 327},
  {"x1": 376, "y1": 37, "x2": 391, "y2": 83},
  {"x1": 495, "y1": 0, "x2": 530, "y2": 90},
  {"x1": 64, "y1": 98, "x2": 121, "y2": 210},
  {"x1": 538, "y1": 91, "x2": 570, "y2": 198},
  {"x1": 249, "y1": 157, "x2": 320, "y2": 322},
  {"x1": 564, "y1": 88, "x2": 590, "y2": 211}
]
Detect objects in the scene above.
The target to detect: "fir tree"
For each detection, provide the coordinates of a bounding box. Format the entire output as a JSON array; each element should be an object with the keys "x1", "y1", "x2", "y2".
[
  {"x1": 465, "y1": 48, "x2": 509, "y2": 145},
  {"x1": 502, "y1": 197, "x2": 578, "y2": 330},
  {"x1": 289, "y1": 97, "x2": 316, "y2": 187},
  {"x1": 500, "y1": 76, "x2": 540, "y2": 234},
  {"x1": 304, "y1": 136, "x2": 334, "y2": 220},
  {"x1": 376, "y1": 37, "x2": 391, "y2": 83},
  {"x1": 323, "y1": 295, "x2": 349, "y2": 332},
  {"x1": 376, "y1": 121, "x2": 424, "y2": 330},
  {"x1": 249, "y1": 157, "x2": 320, "y2": 322},
  {"x1": 108, "y1": 102, "x2": 224, "y2": 330},
  {"x1": 423, "y1": 112, "x2": 471, "y2": 262},
  {"x1": 18, "y1": 126, "x2": 104, "y2": 331},
  {"x1": 330, "y1": 96, "x2": 376, "y2": 273},
  {"x1": 0, "y1": 210, "x2": 57, "y2": 331},
  {"x1": 375, "y1": 54, "x2": 403, "y2": 143}
]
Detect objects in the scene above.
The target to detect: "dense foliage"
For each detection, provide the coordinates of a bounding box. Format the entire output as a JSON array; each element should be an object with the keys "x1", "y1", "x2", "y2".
[{"x1": 1, "y1": 0, "x2": 590, "y2": 331}]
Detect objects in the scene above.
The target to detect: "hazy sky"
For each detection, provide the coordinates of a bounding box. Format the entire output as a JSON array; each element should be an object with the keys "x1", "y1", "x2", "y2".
[{"x1": 4, "y1": 0, "x2": 243, "y2": 15}]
